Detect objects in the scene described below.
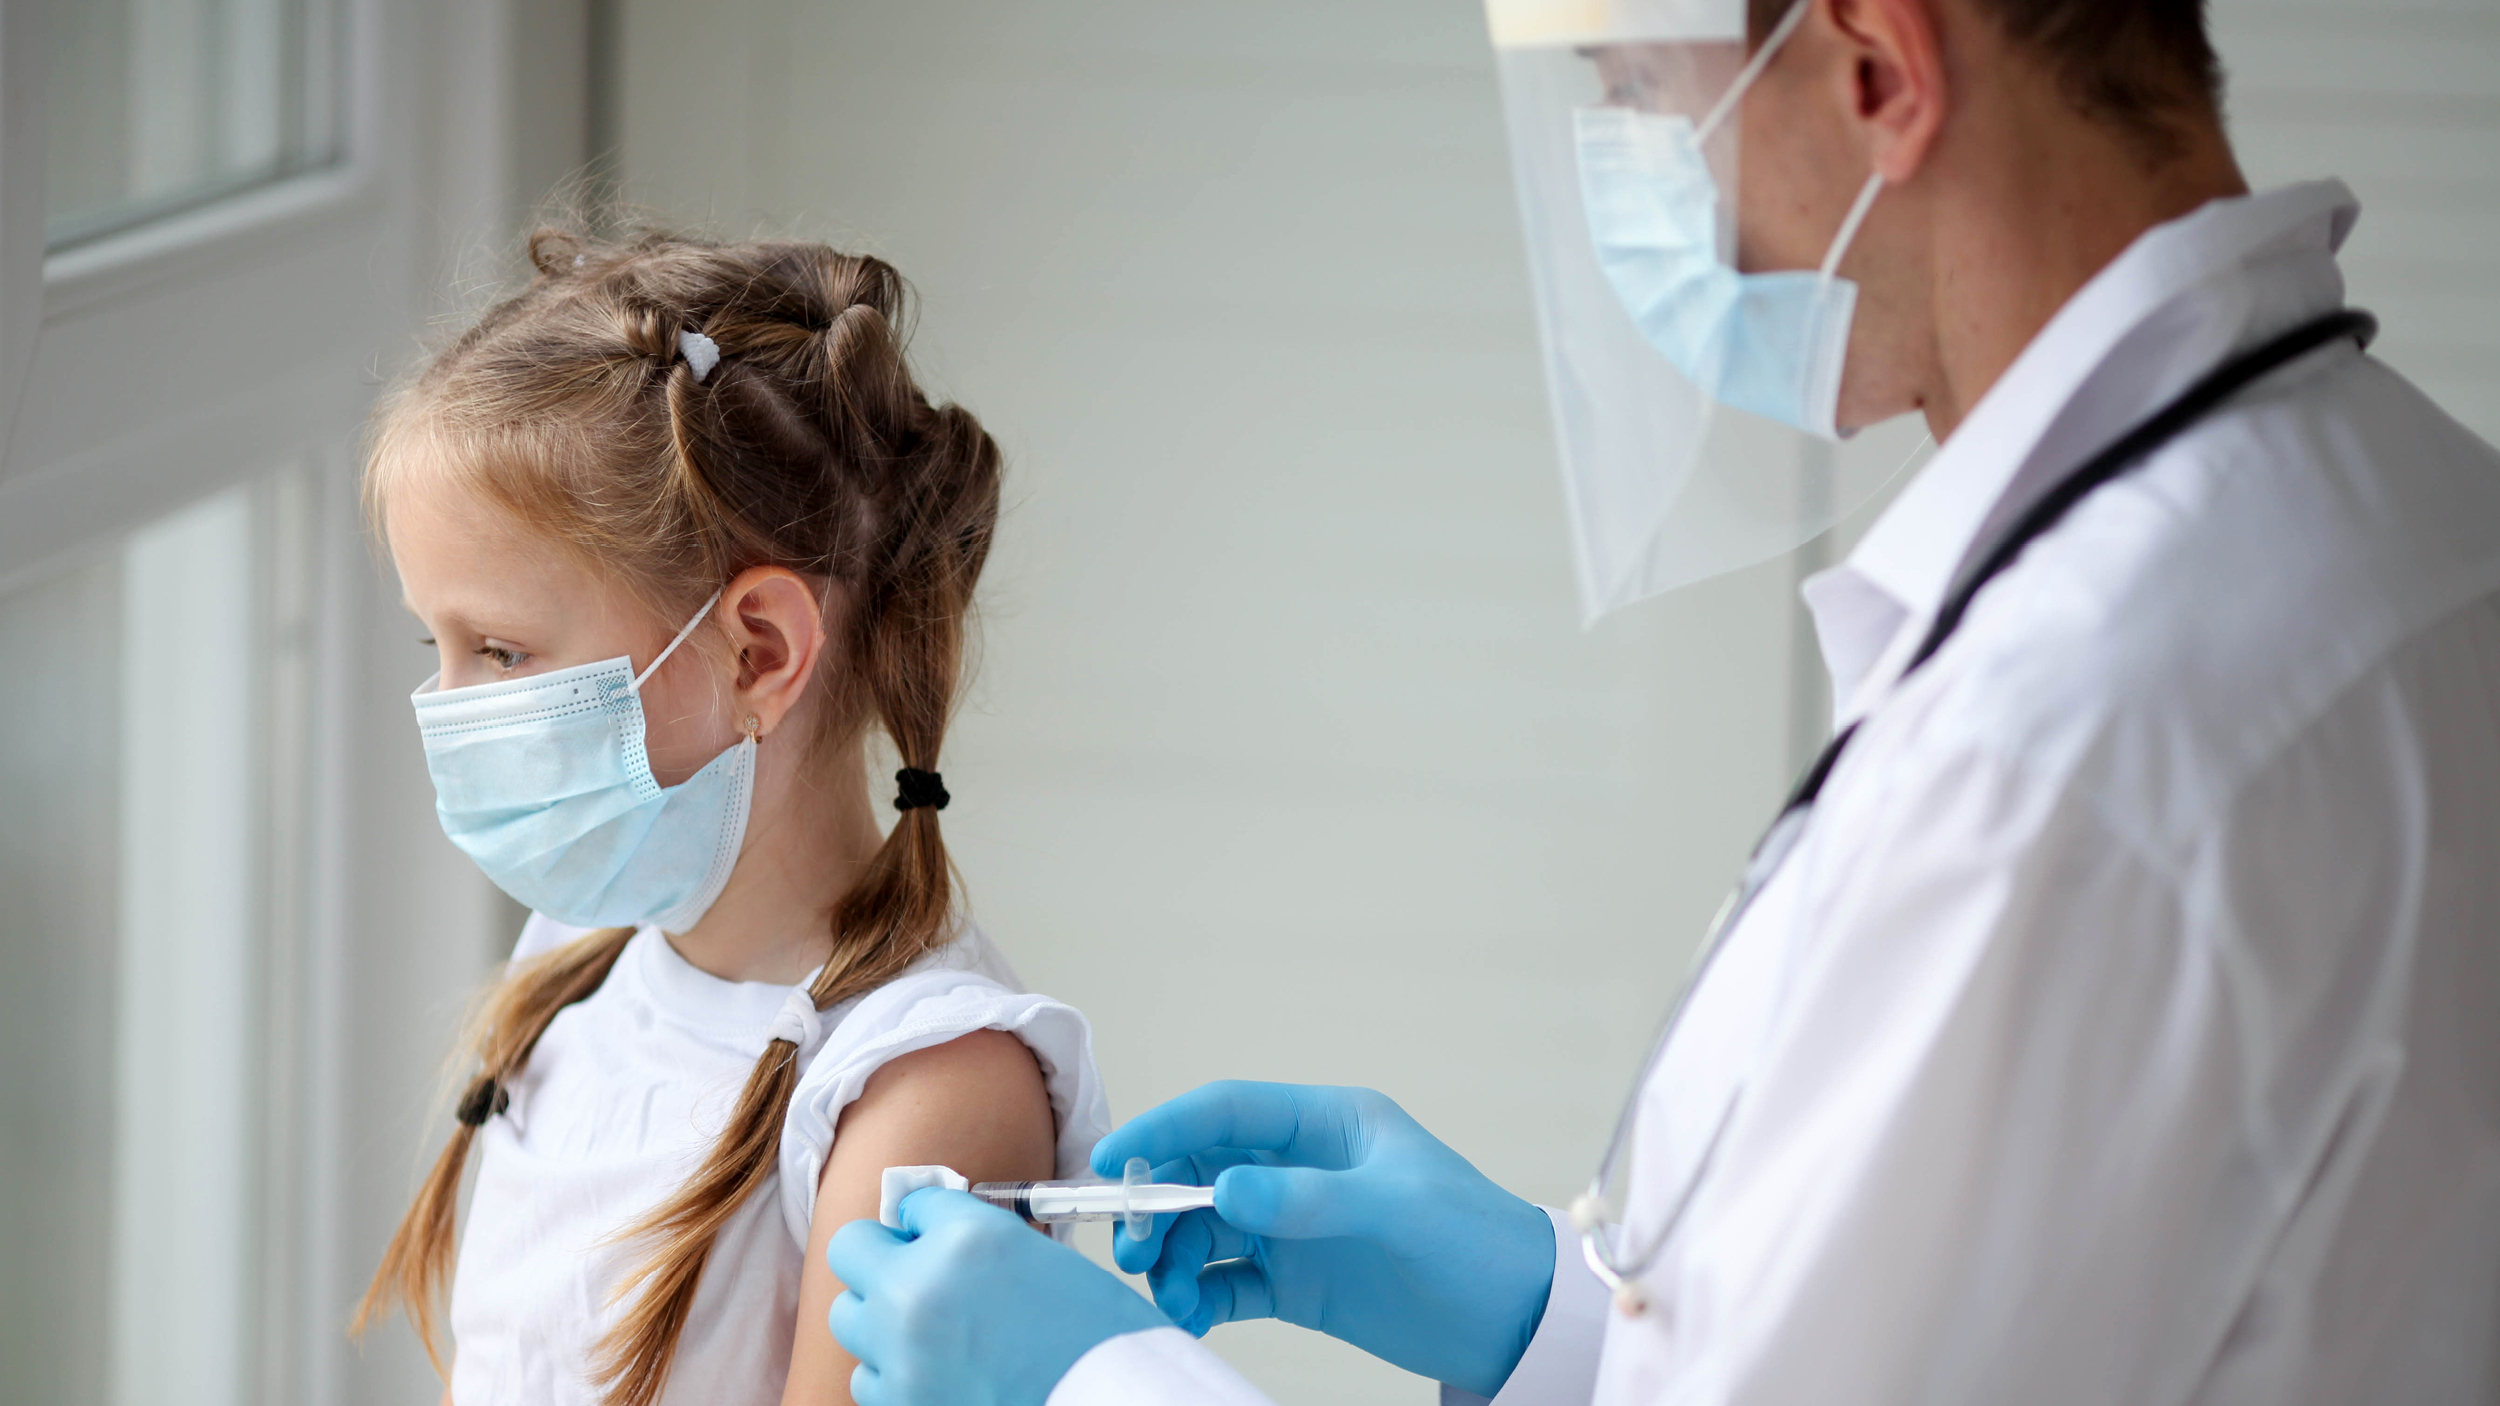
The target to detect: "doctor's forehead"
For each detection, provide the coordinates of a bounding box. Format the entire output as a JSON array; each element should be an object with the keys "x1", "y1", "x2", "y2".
[{"x1": 1583, "y1": 41, "x2": 1747, "y2": 111}]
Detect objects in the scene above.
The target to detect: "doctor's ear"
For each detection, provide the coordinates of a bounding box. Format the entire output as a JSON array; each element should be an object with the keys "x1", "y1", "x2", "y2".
[
  {"x1": 1822, "y1": 0, "x2": 1948, "y2": 184},
  {"x1": 714, "y1": 565, "x2": 829, "y2": 738}
]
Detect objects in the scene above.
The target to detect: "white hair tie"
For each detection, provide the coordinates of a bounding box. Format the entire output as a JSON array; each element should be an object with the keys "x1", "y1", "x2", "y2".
[
  {"x1": 766, "y1": 986, "x2": 823, "y2": 1052},
  {"x1": 678, "y1": 329, "x2": 721, "y2": 383}
]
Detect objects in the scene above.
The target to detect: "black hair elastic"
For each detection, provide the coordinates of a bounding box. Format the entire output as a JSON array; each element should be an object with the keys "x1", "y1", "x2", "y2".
[
  {"x1": 894, "y1": 768, "x2": 950, "y2": 812},
  {"x1": 456, "y1": 1075, "x2": 510, "y2": 1127}
]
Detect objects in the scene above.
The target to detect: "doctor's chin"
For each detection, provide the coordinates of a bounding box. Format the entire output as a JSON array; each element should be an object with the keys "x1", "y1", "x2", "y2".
[{"x1": 5, "y1": 1, "x2": 2495, "y2": 1405}]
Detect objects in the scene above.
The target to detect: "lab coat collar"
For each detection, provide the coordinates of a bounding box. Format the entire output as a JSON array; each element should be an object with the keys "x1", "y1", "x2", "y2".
[{"x1": 1804, "y1": 179, "x2": 2362, "y2": 725}]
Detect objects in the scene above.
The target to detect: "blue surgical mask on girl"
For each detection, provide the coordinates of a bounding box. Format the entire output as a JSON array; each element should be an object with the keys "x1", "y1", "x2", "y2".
[
  {"x1": 1571, "y1": 0, "x2": 1886, "y2": 439},
  {"x1": 411, "y1": 589, "x2": 754, "y2": 933}
]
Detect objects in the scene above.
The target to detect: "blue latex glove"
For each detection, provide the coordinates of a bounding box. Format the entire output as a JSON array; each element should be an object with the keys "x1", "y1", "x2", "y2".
[
  {"x1": 825, "y1": 1188, "x2": 1169, "y2": 1406},
  {"x1": 1094, "y1": 1081, "x2": 1555, "y2": 1399}
]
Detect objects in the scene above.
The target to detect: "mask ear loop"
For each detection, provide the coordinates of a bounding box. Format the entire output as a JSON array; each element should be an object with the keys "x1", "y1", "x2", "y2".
[
  {"x1": 1818, "y1": 171, "x2": 1887, "y2": 285},
  {"x1": 1695, "y1": 0, "x2": 1813, "y2": 147},
  {"x1": 1688, "y1": 0, "x2": 1884, "y2": 286},
  {"x1": 631, "y1": 587, "x2": 726, "y2": 694}
]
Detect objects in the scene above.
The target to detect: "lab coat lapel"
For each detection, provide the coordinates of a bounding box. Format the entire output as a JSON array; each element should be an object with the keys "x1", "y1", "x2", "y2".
[{"x1": 1817, "y1": 180, "x2": 2362, "y2": 729}]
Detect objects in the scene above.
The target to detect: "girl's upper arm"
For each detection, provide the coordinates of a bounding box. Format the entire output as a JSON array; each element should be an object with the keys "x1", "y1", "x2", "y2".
[{"x1": 779, "y1": 1028, "x2": 1059, "y2": 1406}]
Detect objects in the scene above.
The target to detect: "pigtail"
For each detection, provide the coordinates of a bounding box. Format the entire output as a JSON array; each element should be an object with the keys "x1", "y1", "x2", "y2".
[
  {"x1": 353, "y1": 926, "x2": 634, "y2": 1378},
  {"x1": 588, "y1": 1042, "x2": 806, "y2": 1406},
  {"x1": 352, "y1": 1112, "x2": 480, "y2": 1378},
  {"x1": 588, "y1": 261, "x2": 1001, "y2": 1406}
]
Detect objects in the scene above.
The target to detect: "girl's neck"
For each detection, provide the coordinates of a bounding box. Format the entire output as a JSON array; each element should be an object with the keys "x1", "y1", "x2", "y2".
[{"x1": 665, "y1": 741, "x2": 888, "y2": 985}]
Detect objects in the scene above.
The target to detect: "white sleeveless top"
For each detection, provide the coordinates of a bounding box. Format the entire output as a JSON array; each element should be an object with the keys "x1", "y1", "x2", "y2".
[{"x1": 446, "y1": 916, "x2": 1109, "y2": 1406}]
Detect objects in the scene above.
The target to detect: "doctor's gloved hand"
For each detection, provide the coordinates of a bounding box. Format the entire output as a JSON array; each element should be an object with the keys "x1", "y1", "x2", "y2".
[
  {"x1": 1092, "y1": 1082, "x2": 1555, "y2": 1400},
  {"x1": 825, "y1": 1189, "x2": 1168, "y2": 1406}
]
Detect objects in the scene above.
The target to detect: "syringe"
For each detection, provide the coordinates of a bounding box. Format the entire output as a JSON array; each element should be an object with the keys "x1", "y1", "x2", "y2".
[{"x1": 881, "y1": 1157, "x2": 1214, "y2": 1239}]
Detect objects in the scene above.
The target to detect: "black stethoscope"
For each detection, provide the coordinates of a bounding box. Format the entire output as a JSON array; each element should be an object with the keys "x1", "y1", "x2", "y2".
[{"x1": 1571, "y1": 307, "x2": 2381, "y2": 1315}]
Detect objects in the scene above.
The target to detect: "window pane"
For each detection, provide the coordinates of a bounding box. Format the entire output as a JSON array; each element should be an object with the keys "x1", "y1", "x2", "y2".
[
  {"x1": 46, "y1": 0, "x2": 346, "y2": 250},
  {"x1": 0, "y1": 553, "x2": 121, "y2": 1406},
  {"x1": 0, "y1": 480, "x2": 300, "y2": 1402},
  {"x1": 112, "y1": 488, "x2": 260, "y2": 1406}
]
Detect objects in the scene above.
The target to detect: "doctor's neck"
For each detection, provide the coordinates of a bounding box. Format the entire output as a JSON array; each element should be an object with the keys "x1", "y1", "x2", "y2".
[{"x1": 1793, "y1": 0, "x2": 2250, "y2": 440}]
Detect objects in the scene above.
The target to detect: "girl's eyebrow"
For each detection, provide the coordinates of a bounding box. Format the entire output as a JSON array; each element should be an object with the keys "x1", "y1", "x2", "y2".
[{"x1": 404, "y1": 597, "x2": 543, "y2": 642}]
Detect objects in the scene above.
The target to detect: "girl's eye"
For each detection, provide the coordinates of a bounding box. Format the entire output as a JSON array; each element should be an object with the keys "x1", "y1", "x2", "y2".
[{"x1": 473, "y1": 644, "x2": 529, "y2": 671}]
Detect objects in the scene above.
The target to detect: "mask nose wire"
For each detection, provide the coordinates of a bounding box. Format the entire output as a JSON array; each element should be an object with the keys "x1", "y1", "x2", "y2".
[
  {"x1": 1694, "y1": 0, "x2": 1811, "y2": 147},
  {"x1": 630, "y1": 587, "x2": 727, "y2": 694}
]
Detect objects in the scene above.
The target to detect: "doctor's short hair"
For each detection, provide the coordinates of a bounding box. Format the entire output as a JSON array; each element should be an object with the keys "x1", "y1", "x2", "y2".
[
  {"x1": 354, "y1": 230, "x2": 1000, "y2": 1406},
  {"x1": 1754, "y1": 0, "x2": 2224, "y2": 159}
]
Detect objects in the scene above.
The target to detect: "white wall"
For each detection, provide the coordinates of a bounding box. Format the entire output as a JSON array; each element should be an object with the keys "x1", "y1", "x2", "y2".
[
  {"x1": 2213, "y1": 0, "x2": 2500, "y2": 445},
  {"x1": 616, "y1": 2, "x2": 1805, "y2": 1400},
  {"x1": 604, "y1": 1, "x2": 2500, "y2": 1400}
]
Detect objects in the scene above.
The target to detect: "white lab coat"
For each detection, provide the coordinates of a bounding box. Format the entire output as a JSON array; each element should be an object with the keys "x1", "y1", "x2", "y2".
[{"x1": 1048, "y1": 180, "x2": 2500, "y2": 1405}]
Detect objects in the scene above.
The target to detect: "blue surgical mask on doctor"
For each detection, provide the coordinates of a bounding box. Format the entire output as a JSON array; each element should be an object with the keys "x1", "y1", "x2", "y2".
[
  {"x1": 1572, "y1": 3, "x2": 1887, "y2": 439},
  {"x1": 411, "y1": 588, "x2": 754, "y2": 933}
]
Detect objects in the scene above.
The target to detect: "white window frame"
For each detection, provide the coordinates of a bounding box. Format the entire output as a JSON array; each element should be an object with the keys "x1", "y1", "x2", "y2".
[
  {"x1": 0, "y1": 0, "x2": 574, "y2": 1400},
  {"x1": 1, "y1": 0, "x2": 394, "y2": 587}
]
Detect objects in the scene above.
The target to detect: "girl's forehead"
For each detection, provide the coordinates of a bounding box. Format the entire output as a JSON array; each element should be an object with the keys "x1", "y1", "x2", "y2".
[
  {"x1": 383, "y1": 449, "x2": 539, "y2": 557},
  {"x1": 386, "y1": 456, "x2": 604, "y2": 619}
]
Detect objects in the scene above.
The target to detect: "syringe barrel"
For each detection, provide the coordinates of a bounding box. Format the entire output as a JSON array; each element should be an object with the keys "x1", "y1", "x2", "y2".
[
  {"x1": 969, "y1": 1180, "x2": 1122, "y2": 1222},
  {"x1": 968, "y1": 1166, "x2": 1216, "y2": 1233}
]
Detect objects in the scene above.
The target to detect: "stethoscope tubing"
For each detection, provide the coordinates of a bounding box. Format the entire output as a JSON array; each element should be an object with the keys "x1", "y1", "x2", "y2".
[{"x1": 1575, "y1": 309, "x2": 2379, "y2": 1302}]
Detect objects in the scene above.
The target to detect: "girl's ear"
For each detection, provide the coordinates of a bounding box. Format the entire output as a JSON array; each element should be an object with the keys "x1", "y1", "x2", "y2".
[{"x1": 716, "y1": 566, "x2": 827, "y2": 737}]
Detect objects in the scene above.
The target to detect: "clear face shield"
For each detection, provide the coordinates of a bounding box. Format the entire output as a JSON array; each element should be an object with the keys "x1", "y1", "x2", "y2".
[{"x1": 1487, "y1": 0, "x2": 1923, "y2": 621}]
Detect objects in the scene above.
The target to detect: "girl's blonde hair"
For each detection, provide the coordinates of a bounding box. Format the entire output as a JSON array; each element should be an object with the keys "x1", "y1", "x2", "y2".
[{"x1": 351, "y1": 228, "x2": 1001, "y2": 1405}]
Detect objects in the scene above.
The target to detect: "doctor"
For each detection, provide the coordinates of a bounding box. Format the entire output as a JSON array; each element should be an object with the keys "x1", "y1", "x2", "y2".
[{"x1": 827, "y1": 0, "x2": 2500, "y2": 1401}]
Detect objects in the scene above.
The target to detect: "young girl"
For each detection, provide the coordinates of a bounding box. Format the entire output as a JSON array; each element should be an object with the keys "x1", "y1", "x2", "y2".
[{"x1": 355, "y1": 230, "x2": 1107, "y2": 1406}]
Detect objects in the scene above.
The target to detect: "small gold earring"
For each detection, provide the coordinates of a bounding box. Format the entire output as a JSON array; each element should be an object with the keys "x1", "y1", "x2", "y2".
[{"x1": 743, "y1": 715, "x2": 762, "y2": 741}]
